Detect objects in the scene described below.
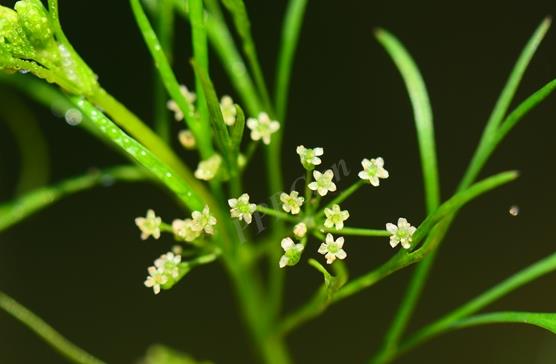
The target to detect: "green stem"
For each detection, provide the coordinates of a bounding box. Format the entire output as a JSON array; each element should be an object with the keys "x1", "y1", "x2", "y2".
[
  {"x1": 89, "y1": 88, "x2": 201, "y2": 189},
  {"x1": 395, "y1": 250, "x2": 556, "y2": 361},
  {"x1": 319, "y1": 227, "x2": 389, "y2": 237},
  {"x1": 315, "y1": 180, "x2": 364, "y2": 218},
  {"x1": 153, "y1": 0, "x2": 175, "y2": 141},
  {"x1": 0, "y1": 166, "x2": 147, "y2": 232},
  {"x1": 256, "y1": 206, "x2": 299, "y2": 223},
  {"x1": 224, "y1": 256, "x2": 292, "y2": 364},
  {"x1": 0, "y1": 290, "x2": 106, "y2": 364},
  {"x1": 274, "y1": 0, "x2": 309, "y2": 121}
]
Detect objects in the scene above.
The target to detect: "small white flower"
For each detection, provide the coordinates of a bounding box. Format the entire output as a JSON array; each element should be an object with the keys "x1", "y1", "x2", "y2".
[
  {"x1": 167, "y1": 85, "x2": 196, "y2": 121},
  {"x1": 246, "y1": 112, "x2": 280, "y2": 145},
  {"x1": 178, "y1": 129, "x2": 196, "y2": 150},
  {"x1": 324, "y1": 204, "x2": 350, "y2": 230},
  {"x1": 308, "y1": 169, "x2": 337, "y2": 196},
  {"x1": 195, "y1": 154, "x2": 222, "y2": 181},
  {"x1": 191, "y1": 205, "x2": 217, "y2": 234},
  {"x1": 386, "y1": 218, "x2": 417, "y2": 249},
  {"x1": 220, "y1": 95, "x2": 237, "y2": 126},
  {"x1": 172, "y1": 218, "x2": 201, "y2": 242},
  {"x1": 228, "y1": 193, "x2": 257, "y2": 224},
  {"x1": 296, "y1": 145, "x2": 324, "y2": 169},
  {"x1": 172, "y1": 245, "x2": 183, "y2": 255},
  {"x1": 358, "y1": 157, "x2": 389, "y2": 186},
  {"x1": 144, "y1": 266, "x2": 168, "y2": 295},
  {"x1": 279, "y1": 237, "x2": 304, "y2": 268},
  {"x1": 280, "y1": 191, "x2": 304, "y2": 215},
  {"x1": 135, "y1": 209, "x2": 162, "y2": 240},
  {"x1": 293, "y1": 222, "x2": 307, "y2": 238},
  {"x1": 154, "y1": 252, "x2": 182, "y2": 279},
  {"x1": 318, "y1": 233, "x2": 347, "y2": 264}
]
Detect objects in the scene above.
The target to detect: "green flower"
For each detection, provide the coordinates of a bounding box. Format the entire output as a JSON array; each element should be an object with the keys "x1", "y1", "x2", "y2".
[{"x1": 279, "y1": 237, "x2": 304, "y2": 268}]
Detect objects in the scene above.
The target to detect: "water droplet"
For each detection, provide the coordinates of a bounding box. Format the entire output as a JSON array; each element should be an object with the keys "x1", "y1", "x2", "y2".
[
  {"x1": 19, "y1": 69, "x2": 29, "y2": 74},
  {"x1": 166, "y1": 172, "x2": 172, "y2": 178},
  {"x1": 509, "y1": 205, "x2": 520, "y2": 216},
  {"x1": 64, "y1": 108, "x2": 82, "y2": 126}
]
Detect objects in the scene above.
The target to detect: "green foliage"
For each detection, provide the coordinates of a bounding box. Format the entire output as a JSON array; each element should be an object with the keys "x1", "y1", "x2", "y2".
[{"x1": 1, "y1": 1, "x2": 556, "y2": 364}]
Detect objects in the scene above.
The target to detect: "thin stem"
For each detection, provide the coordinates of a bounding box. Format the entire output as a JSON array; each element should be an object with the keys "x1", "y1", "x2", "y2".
[
  {"x1": 256, "y1": 206, "x2": 299, "y2": 223},
  {"x1": 0, "y1": 290, "x2": 106, "y2": 364},
  {"x1": 153, "y1": 0, "x2": 175, "y2": 141},
  {"x1": 0, "y1": 166, "x2": 148, "y2": 232},
  {"x1": 315, "y1": 180, "x2": 364, "y2": 218},
  {"x1": 319, "y1": 227, "x2": 389, "y2": 237},
  {"x1": 190, "y1": 0, "x2": 211, "y2": 140}
]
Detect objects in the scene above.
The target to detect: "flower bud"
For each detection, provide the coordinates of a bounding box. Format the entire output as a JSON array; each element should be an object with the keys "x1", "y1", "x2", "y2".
[
  {"x1": 14, "y1": 0, "x2": 54, "y2": 50},
  {"x1": 0, "y1": 6, "x2": 34, "y2": 58}
]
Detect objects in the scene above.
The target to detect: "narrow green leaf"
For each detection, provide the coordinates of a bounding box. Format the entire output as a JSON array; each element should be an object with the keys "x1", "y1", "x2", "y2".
[
  {"x1": 189, "y1": 0, "x2": 211, "y2": 140},
  {"x1": 375, "y1": 28, "x2": 440, "y2": 213},
  {"x1": 0, "y1": 290, "x2": 106, "y2": 364},
  {"x1": 275, "y1": 0, "x2": 309, "y2": 121},
  {"x1": 400, "y1": 250, "x2": 556, "y2": 356},
  {"x1": 130, "y1": 0, "x2": 213, "y2": 159},
  {"x1": 190, "y1": 60, "x2": 232, "y2": 155},
  {"x1": 71, "y1": 97, "x2": 206, "y2": 210},
  {"x1": 458, "y1": 17, "x2": 551, "y2": 190},
  {"x1": 152, "y1": 0, "x2": 175, "y2": 141},
  {"x1": 220, "y1": 0, "x2": 273, "y2": 112},
  {"x1": 230, "y1": 104, "x2": 246, "y2": 152},
  {"x1": 0, "y1": 166, "x2": 147, "y2": 232},
  {"x1": 203, "y1": 10, "x2": 261, "y2": 115},
  {"x1": 453, "y1": 311, "x2": 556, "y2": 334},
  {"x1": 413, "y1": 170, "x2": 518, "y2": 246},
  {"x1": 496, "y1": 78, "x2": 556, "y2": 144}
]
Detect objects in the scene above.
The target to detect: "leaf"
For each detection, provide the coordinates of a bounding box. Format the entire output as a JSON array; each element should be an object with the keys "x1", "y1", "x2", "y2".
[
  {"x1": 70, "y1": 97, "x2": 206, "y2": 211},
  {"x1": 375, "y1": 28, "x2": 440, "y2": 212},
  {"x1": 220, "y1": 0, "x2": 272, "y2": 111},
  {"x1": 0, "y1": 166, "x2": 147, "y2": 232},
  {"x1": 0, "y1": 290, "x2": 106, "y2": 364},
  {"x1": 453, "y1": 311, "x2": 556, "y2": 334},
  {"x1": 400, "y1": 251, "x2": 556, "y2": 354},
  {"x1": 130, "y1": 0, "x2": 213, "y2": 158},
  {"x1": 230, "y1": 103, "x2": 245, "y2": 153},
  {"x1": 274, "y1": 0, "x2": 309, "y2": 120},
  {"x1": 413, "y1": 170, "x2": 518, "y2": 246},
  {"x1": 495, "y1": 78, "x2": 556, "y2": 144},
  {"x1": 458, "y1": 17, "x2": 551, "y2": 190},
  {"x1": 190, "y1": 60, "x2": 236, "y2": 174}
]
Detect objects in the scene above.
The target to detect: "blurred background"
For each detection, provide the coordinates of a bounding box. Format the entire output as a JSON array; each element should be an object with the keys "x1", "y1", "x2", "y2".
[{"x1": 1, "y1": 0, "x2": 556, "y2": 363}]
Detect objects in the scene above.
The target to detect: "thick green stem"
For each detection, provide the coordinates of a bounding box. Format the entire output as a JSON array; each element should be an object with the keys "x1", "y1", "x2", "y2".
[{"x1": 224, "y1": 256, "x2": 292, "y2": 364}]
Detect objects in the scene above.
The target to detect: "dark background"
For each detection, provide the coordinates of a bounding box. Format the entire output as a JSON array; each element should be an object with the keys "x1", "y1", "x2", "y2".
[{"x1": 1, "y1": 0, "x2": 556, "y2": 363}]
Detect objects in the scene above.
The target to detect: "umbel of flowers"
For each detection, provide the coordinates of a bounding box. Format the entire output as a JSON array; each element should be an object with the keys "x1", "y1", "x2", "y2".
[{"x1": 135, "y1": 91, "x2": 416, "y2": 294}]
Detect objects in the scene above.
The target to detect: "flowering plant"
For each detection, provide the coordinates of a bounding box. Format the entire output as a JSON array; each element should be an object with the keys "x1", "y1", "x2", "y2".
[{"x1": 1, "y1": 1, "x2": 556, "y2": 363}]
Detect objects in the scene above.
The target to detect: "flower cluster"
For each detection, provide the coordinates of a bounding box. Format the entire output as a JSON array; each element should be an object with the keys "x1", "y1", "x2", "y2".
[
  {"x1": 172, "y1": 205, "x2": 217, "y2": 242},
  {"x1": 167, "y1": 85, "x2": 197, "y2": 121},
  {"x1": 144, "y1": 252, "x2": 183, "y2": 295},
  {"x1": 195, "y1": 154, "x2": 222, "y2": 181},
  {"x1": 0, "y1": 0, "x2": 97, "y2": 95},
  {"x1": 227, "y1": 145, "x2": 419, "y2": 269},
  {"x1": 220, "y1": 95, "x2": 237, "y2": 126}
]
